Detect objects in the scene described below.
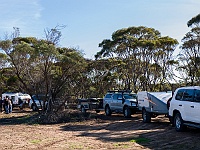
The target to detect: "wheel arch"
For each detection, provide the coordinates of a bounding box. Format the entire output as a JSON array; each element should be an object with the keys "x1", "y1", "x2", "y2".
[
  {"x1": 174, "y1": 110, "x2": 186, "y2": 132},
  {"x1": 104, "y1": 104, "x2": 110, "y2": 109},
  {"x1": 123, "y1": 105, "x2": 129, "y2": 111},
  {"x1": 105, "y1": 104, "x2": 111, "y2": 116},
  {"x1": 173, "y1": 109, "x2": 180, "y2": 118}
]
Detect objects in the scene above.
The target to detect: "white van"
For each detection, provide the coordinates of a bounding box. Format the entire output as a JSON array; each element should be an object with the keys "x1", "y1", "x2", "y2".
[{"x1": 2, "y1": 92, "x2": 31, "y2": 108}]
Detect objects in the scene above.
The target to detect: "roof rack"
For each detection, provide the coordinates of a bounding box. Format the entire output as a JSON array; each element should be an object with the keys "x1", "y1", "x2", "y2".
[{"x1": 107, "y1": 89, "x2": 132, "y2": 93}]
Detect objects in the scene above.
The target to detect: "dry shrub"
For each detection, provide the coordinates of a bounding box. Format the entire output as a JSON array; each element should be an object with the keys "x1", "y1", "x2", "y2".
[{"x1": 37, "y1": 109, "x2": 97, "y2": 124}]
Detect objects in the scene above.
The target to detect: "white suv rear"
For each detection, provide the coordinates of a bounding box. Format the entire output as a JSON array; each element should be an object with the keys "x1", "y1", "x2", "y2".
[{"x1": 169, "y1": 86, "x2": 200, "y2": 131}]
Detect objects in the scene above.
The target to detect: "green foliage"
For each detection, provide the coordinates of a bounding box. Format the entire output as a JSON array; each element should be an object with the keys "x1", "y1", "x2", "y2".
[
  {"x1": 187, "y1": 13, "x2": 200, "y2": 27},
  {"x1": 0, "y1": 40, "x2": 12, "y2": 50},
  {"x1": 96, "y1": 26, "x2": 178, "y2": 91},
  {"x1": 7, "y1": 75, "x2": 18, "y2": 86},
  {"x1": 0, "y1": 19, "x2": 199, "y2": 104},
  {"x1": 0, "y1": 28, "x2": 89, "y2": 112},
  {"x1": 178, "y1": 15, "x2": 200, "y2": 85}
]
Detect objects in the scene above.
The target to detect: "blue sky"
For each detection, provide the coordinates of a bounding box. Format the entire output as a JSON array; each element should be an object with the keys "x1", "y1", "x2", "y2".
[{"x1": 0, "y1": 0, "x2": 199, "y2": 59}]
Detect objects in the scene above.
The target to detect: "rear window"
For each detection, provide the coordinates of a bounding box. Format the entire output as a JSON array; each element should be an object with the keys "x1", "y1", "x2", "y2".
[
  {"x1": 124, "y1": 94, "x2": 137, "y2": 99},
  {"x1": 104, "y1": 94, "x2": 112, "y2": 98},
  {"x1": 182, "y1": 89, "x2": 194, "y2": 101},
  {"x1": 175, "y1": 89, "x2": 184, "y2": 100},
  {"x1": 194, "y1": 90, "x2": 200, "y2": 102},
  {"x1": 175, "y1": 89, "x2": 194, "y2": 101}
]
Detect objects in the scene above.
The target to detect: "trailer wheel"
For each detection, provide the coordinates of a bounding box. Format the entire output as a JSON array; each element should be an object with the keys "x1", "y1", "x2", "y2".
[
  {"x1": 96, "y1": 110, "x2": 100, "y2": 113},
  {"x1": 123, "y1": 106, "x2": 131, "y2": 118},
  {"x1": 105, "y1": 105, "x2": 111, "y2": 116},
  {"x1": 142, "y1": 109, "x2": 151, "y2": 123},
  {"x1": 174, "y1": 113, "x2": 186, "y2": 132}
]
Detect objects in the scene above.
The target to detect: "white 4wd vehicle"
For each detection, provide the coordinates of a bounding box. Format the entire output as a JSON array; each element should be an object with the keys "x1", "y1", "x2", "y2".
[
  {"x1": 29, "y1": 95, "x2": 46, "y2": 111},
  {"x1": 103, "y1": 90, "x2": 138, "y2": 118},
  {"x1": 169, "y1": 86, "x2": 200, "y2": 131}
]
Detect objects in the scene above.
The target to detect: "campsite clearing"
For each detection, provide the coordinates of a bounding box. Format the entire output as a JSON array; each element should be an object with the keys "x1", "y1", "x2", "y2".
[{"x1": 0, "y1": 108, "x2": 200, "y2": 150}]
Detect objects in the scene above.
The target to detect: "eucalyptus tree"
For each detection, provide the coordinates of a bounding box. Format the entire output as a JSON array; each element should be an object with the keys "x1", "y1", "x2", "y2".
[
  {"x1": 187, "y1": 13, "x2": 200, "y2": 27},
  {"x1": 135, "y1": 27, "x2": 160, "y2": 91},
  {"x1": 0, "y1": 28, "x2": 87, "y2": 112},
  {"x1": 177, "y1": 14, "x2": 200, "y2": 85},
  {"x1": 0, "y1": 53, "x2": 12, "y2": 93},
  {"x1": 0, "y1": 35, "x2": 44, "y2": 110},
  {"x1": 49, "y1": 47, "x2": 87, "y2": 111},
  {"x1": 178, "y1": 27, "x2": 200, "y2": 85},
  {"x1": 96, "y1": 26, "x2": 178, "y2": 91},
  {"x1": 86, "y1": 58, "x2": 120, "y2": 96},
  {"x1": 96, "y1": 26, "x2": 158, "y2": 91},
  {"x1": 152, "y1": 36, "x2": 178, "y2": 90}
]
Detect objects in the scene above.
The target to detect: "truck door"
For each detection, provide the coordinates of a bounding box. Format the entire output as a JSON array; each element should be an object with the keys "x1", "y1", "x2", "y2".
[
  {"x1": 111, "y1": 94, "x2": 118, "y2": 110},
  {"x1": 181, "y1": 89, "x2": 194, "y2": 122},
  {"x1": 191, "y1": 89, "x2": 200, "y2": 123},
  {"x1": 116, "y1": 93, "x2": 123, "y2": 111}
]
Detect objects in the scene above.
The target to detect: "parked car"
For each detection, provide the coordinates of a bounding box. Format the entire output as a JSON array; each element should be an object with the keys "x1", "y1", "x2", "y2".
[
  {"x1": 77, "y1": 98, "x2": 103, "y2": 113},
  {"x1": 103, "y1": 90, "x2": 138, "y2": 118},
  {"x1": 29, "y1": 95, "x2": 46, "y2": 111},
  {"x1": 169, "y1": 86, "x2": 200, "y2": 131},
  {"x1": 137, "y1": 91, "x2": 172, "y2": 123}
]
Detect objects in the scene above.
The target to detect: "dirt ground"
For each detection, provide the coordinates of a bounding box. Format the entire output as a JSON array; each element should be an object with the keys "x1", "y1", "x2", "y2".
[{"x1": 0, "y1": 108, "x2": 200, "y2": 150}]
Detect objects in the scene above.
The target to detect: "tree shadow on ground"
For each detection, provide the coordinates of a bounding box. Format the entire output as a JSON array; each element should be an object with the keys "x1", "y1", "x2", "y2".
[
  {"x1": 60, "y1": 112, "x2": 200, "y2": 150},
  {"x1": 0, "y1": 113, "x2": 39, "y2": 125},
  {"x1": 0, "y1": 107, "x2": 41, "y2": 125},
  {"x1": 1, "y1": 109, "x2": 200, "y2": 150}
]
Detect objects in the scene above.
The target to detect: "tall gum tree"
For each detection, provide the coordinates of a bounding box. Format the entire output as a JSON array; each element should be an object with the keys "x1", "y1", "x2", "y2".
[
  {"x1": 0, "y1": 28, "x2": 87, "y2": 113},
  {"x1": 178, "y1": 14, "x2": 200, "y2": 85},
  {"x1": 96, "y1": 26, "x2": 178, "y2": 91},
  {"x1": 178, "y1": 34, "x2": 200, "y2": 85},
  {"x1": 187, "y1": 13, "x2": 200, "y2": 27}
]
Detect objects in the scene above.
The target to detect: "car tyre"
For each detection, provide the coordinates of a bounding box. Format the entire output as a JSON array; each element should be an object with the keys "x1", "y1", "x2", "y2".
[
  {"x1": 142, "y1": 109, "x2": 151, "y2": 123},
  {"x1": 174, "y1": 113, "x2": 186, "y2": 132},
  {"x1": 96, "y1": 110, "x2": 100, "y2": 113},
  {"x1": 105, "y1": 105, "x2": 111, "y2": 116},
  {"x1": 32, "y1": 104, "x2": 37, "y2": 111},
  {"x1": 124, "y1": 106, "x2": 131, "y2": 118},
  {"x1": 81, "y1": 106, "x2": 86, "y2": 113}
]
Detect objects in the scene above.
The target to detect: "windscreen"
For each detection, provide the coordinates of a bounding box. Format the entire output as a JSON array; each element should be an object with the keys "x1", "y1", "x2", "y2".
[{"x1": 124, "y1": 94, "x2": 137, "y2": 99}]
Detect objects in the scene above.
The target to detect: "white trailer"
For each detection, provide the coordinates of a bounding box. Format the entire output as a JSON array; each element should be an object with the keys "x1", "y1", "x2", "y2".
[
  {"x1": 137, "y1": 91, "x2": 172, "y2": 123},
  {"x1": 2, "y1": 92, "x2": 31, "y2": 108}
]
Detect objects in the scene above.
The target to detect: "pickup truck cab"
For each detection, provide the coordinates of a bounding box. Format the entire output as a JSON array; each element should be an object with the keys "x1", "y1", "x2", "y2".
[
  {"x1": 77, "y1": 98, "x2": 103, "y2": 113},
  {"x1": 103, "y1": 90, "x2": 138, "y2": 118}
]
